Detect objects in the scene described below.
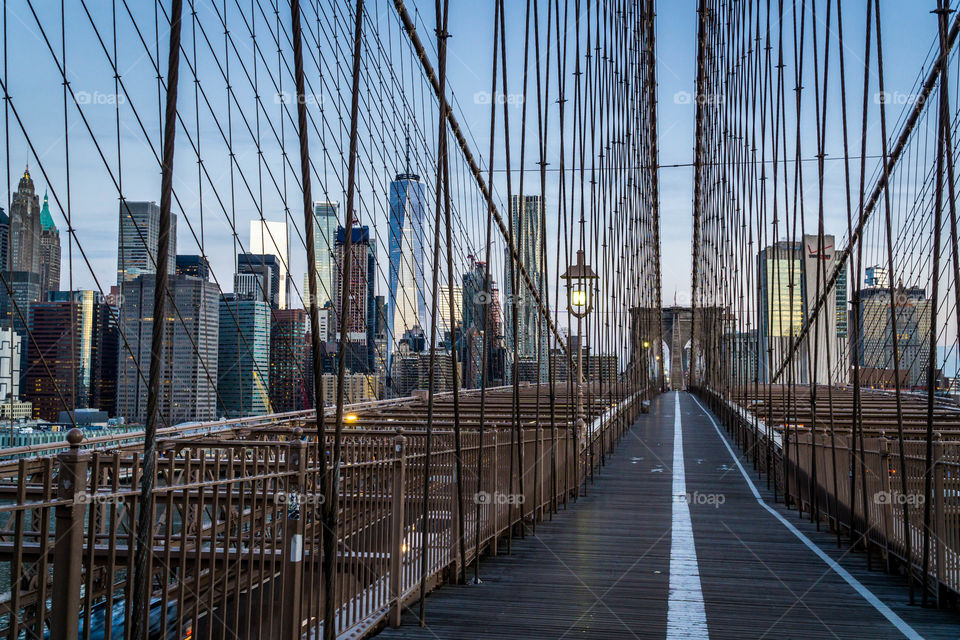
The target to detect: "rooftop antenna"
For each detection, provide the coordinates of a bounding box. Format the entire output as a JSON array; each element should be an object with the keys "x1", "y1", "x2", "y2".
[{"x1": 404, "y1": 126, "x2": 411, "y2": 174}]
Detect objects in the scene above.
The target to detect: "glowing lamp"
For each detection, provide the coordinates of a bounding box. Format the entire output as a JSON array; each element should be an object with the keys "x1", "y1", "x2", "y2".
[{"x1": 560, "y1": 250, "x2": 599, "y2": 319}]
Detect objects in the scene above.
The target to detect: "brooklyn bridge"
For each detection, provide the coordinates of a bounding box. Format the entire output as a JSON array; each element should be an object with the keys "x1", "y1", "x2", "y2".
[{"x1": 1, "y1": 1, "x2": 960, "y2": 639}]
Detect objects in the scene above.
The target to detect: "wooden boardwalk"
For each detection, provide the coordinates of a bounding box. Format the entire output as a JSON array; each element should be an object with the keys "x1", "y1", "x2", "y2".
[{"x1": 377, "y1": 392, "x2": 960, "y2": 639}]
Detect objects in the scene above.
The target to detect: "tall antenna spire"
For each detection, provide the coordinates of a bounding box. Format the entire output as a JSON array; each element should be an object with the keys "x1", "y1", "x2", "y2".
[{"x1": 404, "y1": 126, "x2": 411, "y2": 174}]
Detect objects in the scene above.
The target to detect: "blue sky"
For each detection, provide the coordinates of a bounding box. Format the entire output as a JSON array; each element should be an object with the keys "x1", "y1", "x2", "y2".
[
  {"x1": 0, "y1": 0, "x2": 947, "y2": 338},
  {"x1": 436, "y1": 0, "x2": 940, "y2": 305}
]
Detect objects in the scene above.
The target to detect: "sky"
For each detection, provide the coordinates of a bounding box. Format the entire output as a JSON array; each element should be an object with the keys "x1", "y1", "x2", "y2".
[
  {"x1": 0, "y1": 0, "x2": 948, "y2": 345},
  {"x1": 434, "y1": 0, "x2": 938, "y2": 306}
]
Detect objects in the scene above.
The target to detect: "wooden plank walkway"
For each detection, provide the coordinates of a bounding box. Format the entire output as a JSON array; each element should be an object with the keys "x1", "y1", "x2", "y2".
[{"x1": 377, "y1": 392, "x2": 960, "y2": 639}]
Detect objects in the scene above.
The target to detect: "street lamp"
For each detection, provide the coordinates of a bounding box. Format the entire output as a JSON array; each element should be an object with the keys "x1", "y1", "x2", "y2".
[
  {"x1": 562, "y1": 250, "x2": 598, "y2": 319},
  {"x1": 561, "y1": 249, "x2": 598, "y2": 451}
]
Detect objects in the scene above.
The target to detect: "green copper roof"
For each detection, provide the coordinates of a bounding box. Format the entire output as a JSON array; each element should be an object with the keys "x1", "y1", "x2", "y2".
[{"x1": 39, "y1": 192, "x2": 56, "y2": 231}]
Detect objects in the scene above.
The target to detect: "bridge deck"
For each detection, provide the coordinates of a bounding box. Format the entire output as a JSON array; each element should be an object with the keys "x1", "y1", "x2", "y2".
[{"x1": 378, "y1": 392, "x2": 960, "y2": 639}]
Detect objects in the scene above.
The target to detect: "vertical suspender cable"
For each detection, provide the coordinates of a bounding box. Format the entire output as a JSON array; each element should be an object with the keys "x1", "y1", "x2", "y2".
[
  {"x1": 131, "y1": 1, "x2": 182, "y2": 638},
  {"x1": 922, "y1": 0, "x2": 951, "y2": 607},
  {"x1": 472, "y1": 0, "x2": 501, "y2": 586},
  {"x1": 433, "y1": 0, "x2": 467, "y2": 587},
  {"x1": 872, "y1": 0, "x2": 914, "y2": 604}
]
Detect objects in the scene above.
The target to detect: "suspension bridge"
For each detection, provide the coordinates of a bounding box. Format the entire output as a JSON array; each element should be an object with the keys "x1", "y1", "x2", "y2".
[{"x1": 1, "y1": 0, "x2": 960, "y2": 638}]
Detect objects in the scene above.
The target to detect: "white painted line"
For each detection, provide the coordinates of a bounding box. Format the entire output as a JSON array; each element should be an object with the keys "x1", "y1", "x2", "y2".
[
  {"x1": 688, "y1": 393, "x2": 924, "y2": 640},
  {"x1": 667, "y1": 391, "x2": 710, "y2": 639}
]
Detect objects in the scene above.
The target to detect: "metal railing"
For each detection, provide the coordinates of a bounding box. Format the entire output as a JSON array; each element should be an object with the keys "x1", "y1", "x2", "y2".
[
  {"x1": 0, "y1": 383, "x2": 646, "y2": 639},
  {"x1": 696, "y1": 385, "x2": 960, "y2": 604}
]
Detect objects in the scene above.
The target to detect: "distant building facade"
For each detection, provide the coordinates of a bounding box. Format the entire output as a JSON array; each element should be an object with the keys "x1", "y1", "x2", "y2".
[
  {"x1": 237, "y1": 253, "x2": 281, "y2": 307},
  {"x1": 333, "y1": 224, "x2": 374, "y2": 373},
  {"x1": 504, "y1": 195, "x2": 544, "y2": 381},
  {"x1": 116, "y1": 274, "x2": 218, "y2": 425},
  {"x1": 306, "y1": 201, "x2": 339, "y2": 310},
  {"x1": 3, "y1": 169, "x2": 45, "y2": 359},
  {"x1": 0, "y1": 327, "x2": 21, "y2": 401},
  {"x1": 117, "y1": 200, "x2": 177, "y2": 284},
  {"x1": 320, "y1": 372, "x2": 380, "y2": 406},
  {"x1": 387, "y1": 164, "x2": 426, "y2": 372},
  {"x1": 175, "y1": 254, "x2": 210, "y2": 280},
  {"x1": 270, "y1": 308, "x2": 309, "y2": 412},
  {"x1": 858, "y1": 286, "x2": 931, "y2": 389},
  {"x1": 217, "y1": 296, "x2": 271, "y2": 417},
  {"x1": 249, "y1": 220, "x2": 290, "y2": 309},
  {"x1": 37, "y1": 193, "x2": 60, "y2": 297},
  {"x1": 25, "y1": 291, "x2": 118, "y2": 421}
]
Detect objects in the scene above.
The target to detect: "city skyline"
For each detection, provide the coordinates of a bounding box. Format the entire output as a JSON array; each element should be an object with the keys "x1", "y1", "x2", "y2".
[
  {"x1": 0, "y1": 160, "x2": 582, "y2": 425},
  {"x1": 0, "y1": 155, "x2": 949, "y2": 427}
]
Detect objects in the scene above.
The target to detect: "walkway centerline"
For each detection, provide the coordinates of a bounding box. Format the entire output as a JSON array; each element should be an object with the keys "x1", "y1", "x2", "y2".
[{"x1": 667, "y1": 391, "x2": 709, "y2": 639}]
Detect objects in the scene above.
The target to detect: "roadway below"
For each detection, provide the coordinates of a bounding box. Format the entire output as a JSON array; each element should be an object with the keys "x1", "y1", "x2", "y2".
[{"x1": 376, "y1": 391, "x2": 960, "y2": 639}]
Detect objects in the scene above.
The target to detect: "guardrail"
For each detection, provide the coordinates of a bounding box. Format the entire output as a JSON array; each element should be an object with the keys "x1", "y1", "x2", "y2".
[
  {"x1": 0, "y1": 383, "x2": 649, "y2": 639},
  {"x1": 694, "y1": 385, "x2": 960, "y2": 604}
]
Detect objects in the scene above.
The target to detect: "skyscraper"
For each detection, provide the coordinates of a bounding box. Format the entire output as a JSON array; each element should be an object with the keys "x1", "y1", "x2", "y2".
[
  {"x1": 249, "y1": 220, "x2": 290, "y2": 309},
  {"x1": 865, "y1": 265, "x2": 889, "y2": 288},
  {"x1": 387, "y1": 156, "x2": 426, "y2": 371},
  {"x1": 333, "y1": 223, "x2": 373, "y2": 372},
  {"x1": 4, "y1": 167, "x2": 44, "y2": 370},
  {"x1": 237, "y1": 253, "x2": 281, "y2": 307},
  {"x1": 0, "y1": 207, "x2": 9, "y2": 273},
  {"x1": 834, "y1": 257, "x2": 849, "y2": 382},
  {"x1": 801, "y1": 234, "x2": 839, "y2": 385},
  {"x1": 0, "y1": 327, "x2": 21, "y2": 401},
  {"x1": 25, "y1": 290, "x2": 118, "y2": 420},
  {"x1": 460, "y1": 256, "x2": 506, "y2": 387},
  {"x1": 38, "y1": 193, "x2": 60, "y2": 297},
  {"x1": 117, "y1": 200, "x2": 177, "y2": 283},
  {"x1": 373, "y1": 294, "x2": 388, "y2": 375},
  {"x1": 462, "y1": 326, "x2": 483, "y2": 389},
  {"x1": 116, "y1": 274, "x2": 219, "y2": 425},
  {"x1": 10, "y1": 166, "x2": 42, "y2": 276},
  {"x1": 176, "y1": 254, "x2": 210, "y2": 280},
  {"x1": 217, "y1": 295, "x2": 271, "y2": 417},
  {"x1": 858, "y1": 286, "x2": 931, "y2": 389},
  {"x1": 462, "y1": 256, "x2": 489, "y2": 332},
  {"x1": 503, "y1": 195, "x2": 544, "y2": 381},
  {"x1": 306, "y1": 201, "x2": 339, "y2": 309},
  {"x1": 438, "y1": 285, "x2": 463, "y2": 334},
  {"x1": 757, "y1": 241, "x2": 805, "y2": 383},
  {"x1": 366, "y1": 240, "x2": 378, "y2": 372},
  {"x1": 269, "y1": 308, "x2": 309, "y2": 412}
]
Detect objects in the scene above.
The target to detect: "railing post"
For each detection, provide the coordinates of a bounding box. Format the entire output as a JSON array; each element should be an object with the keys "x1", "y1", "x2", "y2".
[
  {"x1": 536, "y1": 425, "x2": 543, "y2": 522},
  {"x1": 933, "y1": 434, "x2": 945, "y2": 606},
  {"x1": 52, "y1": 429, "x2": 88, "y2": 640},
  {"x1": 390, "y1": 429, "x2": 406, "y2": 626},
  {"x1": 878, "y1": 434, "x2": 892, "y2": 569},
  {"x1": 490, "y1": 430, "x2": 499, "y2": 555},
  {"x1": 281, "y1": 429, "x2": 307, "y2": 640},
  {"x1": 449, "y1": 435, "x2": 462, "y2": 579}
]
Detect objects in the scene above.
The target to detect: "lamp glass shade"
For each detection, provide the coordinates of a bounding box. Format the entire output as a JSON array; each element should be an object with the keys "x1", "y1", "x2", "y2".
[{"x1": 571, "y1": 289, "x2": 587, "y2": 308}]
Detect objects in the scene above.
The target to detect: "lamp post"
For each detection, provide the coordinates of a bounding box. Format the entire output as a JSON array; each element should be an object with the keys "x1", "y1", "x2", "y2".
[
  {"x1": 561, "y1": 249, "x2": 598, "y2": 452},
  {"x1": 642, "y1": 340, "x2": 651, "y2": 394}
]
